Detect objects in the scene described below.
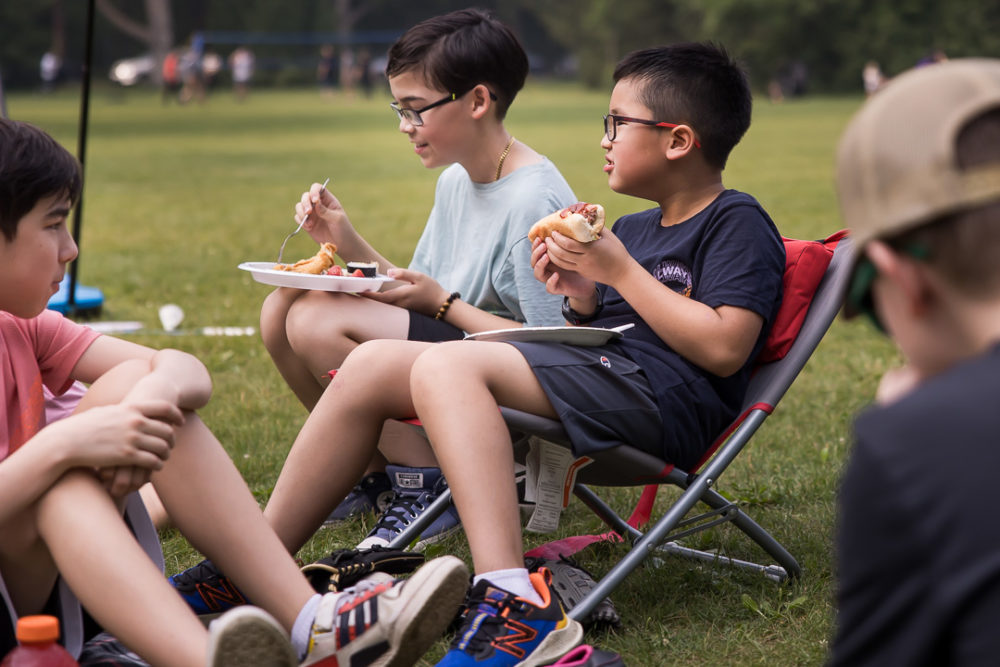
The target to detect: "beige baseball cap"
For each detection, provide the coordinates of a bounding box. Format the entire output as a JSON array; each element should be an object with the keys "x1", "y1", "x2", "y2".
[{"x1": 836, "y1": 58, "x2": 1000, "y2": 250}]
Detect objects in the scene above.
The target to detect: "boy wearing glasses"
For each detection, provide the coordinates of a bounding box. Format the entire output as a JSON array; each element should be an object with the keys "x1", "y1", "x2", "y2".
[
  {"x1": 255, "y1": 7, "x2": 576, "y2": 549},
  {"x1": 252, "y1": 42, "x2": 784, "y2": 665},
  {"x1": 832, "y1": 60, "x2": 1000, "y2": 665},
  {"x1": 169, "y1": 7, "x2": 576, "y2": 622}
]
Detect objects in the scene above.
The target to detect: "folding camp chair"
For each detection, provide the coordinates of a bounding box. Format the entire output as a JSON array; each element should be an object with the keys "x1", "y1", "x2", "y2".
[{"x1": 387, "y1": 233, "x2": 854, "y2": 622}]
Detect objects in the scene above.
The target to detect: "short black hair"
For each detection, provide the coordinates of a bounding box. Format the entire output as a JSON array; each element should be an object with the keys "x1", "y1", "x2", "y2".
[
  {"x1": 385, "y1": 8, "x2": 528, "y2": 120},
  {"x1": 0, "y1": 119, "x2": 82, "y2": 241},
  {"x1": 613, "y1": 43, "x2": 752, "y2": 170}
]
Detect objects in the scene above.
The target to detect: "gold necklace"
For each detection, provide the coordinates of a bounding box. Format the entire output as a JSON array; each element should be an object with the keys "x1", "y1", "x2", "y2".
[{"x1": 495, "y1": 136, "x2": 515, "y2": 181}]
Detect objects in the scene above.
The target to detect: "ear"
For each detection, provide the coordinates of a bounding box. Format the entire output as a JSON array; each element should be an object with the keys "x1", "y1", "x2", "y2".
[
  {"x1": 663, "y1": 124, "x2": 699, "y2": 160},
  {"x1": 469, "y1": 84, "x2": 494, "y2": 120},
  {"x1": 866, "y1": 240, "x2": 935, "y2": 318}
]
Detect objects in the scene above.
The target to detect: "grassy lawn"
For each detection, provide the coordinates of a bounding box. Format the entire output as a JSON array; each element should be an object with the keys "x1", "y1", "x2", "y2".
[{"x1": 8, "y1": 82, "x2": 898, "y2": 665}]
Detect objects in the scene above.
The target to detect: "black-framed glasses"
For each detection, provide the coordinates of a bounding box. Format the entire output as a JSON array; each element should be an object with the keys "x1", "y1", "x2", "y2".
[
  {"x1": 603, "y1": 114, "x2": 701, "y2": 147},
  {"x1": 391, "y1": 89, "x2": 498, "y2": 127}
]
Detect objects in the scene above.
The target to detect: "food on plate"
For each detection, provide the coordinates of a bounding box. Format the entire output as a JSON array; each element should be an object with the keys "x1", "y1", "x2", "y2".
[
  {"x1": 528, "y1": 202, "x2": 605, "y2": 243},
  {"x1": 346, "y1": 261, "x2": 379, "y2": 278},
  {"x1": 274, "y1": 242, "x2": 337, "y2": 274}
]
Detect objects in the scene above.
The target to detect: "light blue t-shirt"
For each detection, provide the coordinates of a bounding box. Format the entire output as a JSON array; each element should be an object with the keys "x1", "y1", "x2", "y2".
[{"x1": 408, "y1": 159, "x2": 576, "y2": 327}]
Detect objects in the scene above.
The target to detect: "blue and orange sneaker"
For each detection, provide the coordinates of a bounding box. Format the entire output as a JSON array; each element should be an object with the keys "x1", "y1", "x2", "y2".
[
  {"x1": 169, "y1": 559, "x2": 248, "y2": 620},
  {"x1": 437, "y1": 569, "x2": 583, "y2": 667}
]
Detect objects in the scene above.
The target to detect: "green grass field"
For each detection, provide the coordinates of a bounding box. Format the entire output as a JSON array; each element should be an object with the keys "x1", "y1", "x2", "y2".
[{"x1": 9, "y1": 83, "x2": 898, "y2": 665}]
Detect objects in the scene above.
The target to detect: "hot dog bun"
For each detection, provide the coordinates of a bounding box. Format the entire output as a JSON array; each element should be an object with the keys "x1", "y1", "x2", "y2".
[
  {"x1": 274, "y1": 242, "x2": 337, "y2": 274},
  {"x1": 528, "y1": 202, "x2": 605, "y2": 243}
]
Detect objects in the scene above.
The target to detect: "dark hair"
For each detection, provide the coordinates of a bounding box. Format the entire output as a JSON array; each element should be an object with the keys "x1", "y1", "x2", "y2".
[
  {"x1": 385, "y1": 8, "x2": 528, "y2": 119},
  {"x1": 0, "y1": 119, "x2": 81, "y2": 241},
  {"x1": 888, "y1": 108, "x2": 1000, "y2": 296},
  {"x1": 613, "y1": 43, "x2": 752, "y2": 170}
]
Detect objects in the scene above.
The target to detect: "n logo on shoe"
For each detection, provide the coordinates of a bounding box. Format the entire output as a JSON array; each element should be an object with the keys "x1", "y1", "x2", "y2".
[
  {"x1": 197, "y1": 580, "x2": 246, "y2": 612},
  {"x1": 492, "y1": 619, "x2": 538, "y2": 659}
]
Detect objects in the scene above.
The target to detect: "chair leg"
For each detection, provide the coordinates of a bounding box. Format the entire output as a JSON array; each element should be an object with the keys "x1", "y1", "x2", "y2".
[
  {"x1": 573, "y1": 484, "x2": 643, "y2": 541},
  {"x1": 384, "y1": 487, "x2": 454, "y2": 550},
  {"x1": 695, "y1": 485, "x2": 802, "y2": 578}
]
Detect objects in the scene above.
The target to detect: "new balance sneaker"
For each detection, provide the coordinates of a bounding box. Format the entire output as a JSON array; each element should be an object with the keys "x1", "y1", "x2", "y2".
[
  {"x1": 304, "y1": 555, "x2": 470, "y2": 667},
  {"x1": 324, "y1": 471, "x2": 394, "y2": 525},
  {"x1": 207, "y1": 605, "x2": 297, "y2": 667},
  {"x1": 356, "y1": 465, "x2": 462, "y2": 551},
  {"x1": 169, "y1": 559, "x2": 247, "y2": 620},
  {"x1": 437, "y1": 569, "x2": 583, "y2": 667}
]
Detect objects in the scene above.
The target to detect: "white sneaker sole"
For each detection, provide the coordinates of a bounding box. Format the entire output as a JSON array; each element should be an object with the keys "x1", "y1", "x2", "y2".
[{"x1": 207, "y1": 606, "x2": 297, "y2": 667}]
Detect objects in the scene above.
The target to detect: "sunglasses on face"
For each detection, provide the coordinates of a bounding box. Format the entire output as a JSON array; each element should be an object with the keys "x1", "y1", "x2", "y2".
[{"x1": 845, "y1": 242, "x2": 931, "y2": 333}]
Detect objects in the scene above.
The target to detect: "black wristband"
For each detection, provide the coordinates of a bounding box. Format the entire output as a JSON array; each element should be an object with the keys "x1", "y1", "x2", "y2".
[{"x1": 561, "y1": 288, "x2": 603, "y2": 325}]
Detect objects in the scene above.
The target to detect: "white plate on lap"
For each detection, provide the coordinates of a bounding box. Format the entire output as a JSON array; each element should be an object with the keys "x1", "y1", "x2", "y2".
[
  {"x1": 464, "y1": 324, "x2": 634, "y2": 346},
  {"x1": 238, "y1": 262, "x2": 388, "y2": 292}
]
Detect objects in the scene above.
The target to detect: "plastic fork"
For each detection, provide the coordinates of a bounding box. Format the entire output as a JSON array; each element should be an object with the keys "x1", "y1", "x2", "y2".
[{"x1": 277, "y1": 177, "x2": 330, "y2": 263}]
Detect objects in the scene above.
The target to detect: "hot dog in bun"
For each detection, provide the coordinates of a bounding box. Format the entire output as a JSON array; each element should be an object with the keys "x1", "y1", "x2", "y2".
[{"x1": 528, "y1": 202, "x2": 605, "y2": 243}]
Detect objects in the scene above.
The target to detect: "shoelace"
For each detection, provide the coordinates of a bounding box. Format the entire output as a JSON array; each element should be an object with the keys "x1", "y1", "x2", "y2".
[
  {"x1": 331, "y1": 577, "x2": 395, "y2": 616},
  {"x1": 171, "y1": 559, "x2": 223, "y2": 589},
  {"x1": 372, "y1": 490, "x2": 431, "y2": 533},
  {"x1": 451, "y1": 588, "x2": 523, "y2": 654}
]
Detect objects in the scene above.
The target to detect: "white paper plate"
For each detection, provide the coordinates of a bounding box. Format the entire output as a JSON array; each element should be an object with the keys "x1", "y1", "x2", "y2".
[
  {"x1": 238, "y1": 262, "x2": 388, "y2": 292},
  {"x1": 464, "y1": 324, "x2": 633, "y2": 346}
]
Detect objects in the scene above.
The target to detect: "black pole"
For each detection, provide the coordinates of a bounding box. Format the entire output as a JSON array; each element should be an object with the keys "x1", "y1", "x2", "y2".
[
  {"x1": 68, "y1": 0, "x2": 95, "y2": 314},
  {"x1": 0, "y1": 67, "x2": 8, "y2": 119}
]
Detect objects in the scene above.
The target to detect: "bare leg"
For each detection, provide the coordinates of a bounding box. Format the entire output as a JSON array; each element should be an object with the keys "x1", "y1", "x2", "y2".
[
  {"x1": 80, "y1": 360, "x2": 315, "y2": 631},
  {"x1": 266, "y1": 289, "x2": 438, "y2": 472},
  {"x1": 410, "y1": 342, "x2": 558, "y2": 575},
  {"x1": 260, "y1": 287, "x2": 327, "y2": 410},
  {"x1": 36, "y1": 471, "x2": 209, "y2": 667},
  {"x1": 263, "y1": 339, "x2": 435, "y2": 552},
  {"x1": 138, "y1": 482, "x2": 169, "y2": 530}
]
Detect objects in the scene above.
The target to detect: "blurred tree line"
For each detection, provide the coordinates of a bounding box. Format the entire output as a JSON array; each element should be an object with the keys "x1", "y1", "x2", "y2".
[{"x1": 2, "y1": 0, "x2": 1000, "y2": 93}]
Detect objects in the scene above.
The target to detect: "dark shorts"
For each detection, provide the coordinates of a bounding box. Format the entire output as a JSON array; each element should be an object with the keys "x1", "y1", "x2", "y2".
[
  {"x1": 507, "y1": 341, "x2": 663, "y2": 459},
  {"x1": 407, "y1": 311, "x2": 464, "y2": 343}
]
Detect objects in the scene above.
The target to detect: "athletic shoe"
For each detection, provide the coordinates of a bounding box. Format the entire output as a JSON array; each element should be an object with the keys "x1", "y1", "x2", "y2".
[
  {"x1": 79, "y1": 632, "x2": 150, "y2": 666},
  {"x1": 301, "y1": 546, "x2": 426, "y2": 593},
  {"x1": 524, "y1": 555, "x2": 621, "y2": 630},
  {"x1": 207, "y1": 605, "x2": 297, "y2": 667},
  {"x1": 356, "y1": 465, "x2": 462, "y2": 551},
  {"x1": 303, "y1": 555, "x2": 470, "y2": 666},
  {"x1": 542, "y1": 645, "x2": 626, "y2": 667},
  {"x1": 169, "y1": 559, "x2": 247, "y2": 619},
  {"x1": 324, "y1": 471, "x2": 394, "y2": 525},
  {"x1": 436, "y1": 569, "x2": 583, "y2": 667}
]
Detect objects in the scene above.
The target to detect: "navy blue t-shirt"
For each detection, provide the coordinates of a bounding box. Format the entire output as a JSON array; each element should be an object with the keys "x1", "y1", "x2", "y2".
[{"x1": 591, "y1": 190, "x2": 784, "y2": 469}]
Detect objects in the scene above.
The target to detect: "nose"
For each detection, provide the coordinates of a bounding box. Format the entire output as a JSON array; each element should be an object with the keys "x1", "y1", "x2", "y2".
[
  {"x1": 600, "y1": 133, "x2": 612, "y2": 150},
  {"x1": 398, "y1": 115, "x2": 416, "y2": 133},
  {"x1": 60, "y1": 229, "x2": 79, "y2": 264}
]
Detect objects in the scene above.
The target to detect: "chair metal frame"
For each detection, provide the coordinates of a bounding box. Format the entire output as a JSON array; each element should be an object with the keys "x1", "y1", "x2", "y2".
[{"x1": 387, "y1": 236, "x2": 855, "y2": 622}]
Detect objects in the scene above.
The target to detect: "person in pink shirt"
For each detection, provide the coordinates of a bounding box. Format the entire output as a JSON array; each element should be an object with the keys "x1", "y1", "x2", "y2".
[{"x1": 0, "y1": 118, "x2": 467, "y2": 666}]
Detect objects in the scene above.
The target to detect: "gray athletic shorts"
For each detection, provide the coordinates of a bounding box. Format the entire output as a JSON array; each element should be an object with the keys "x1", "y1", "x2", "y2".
[{"x1": 507, "y1": 341, "x2": 663, "y2": 459}]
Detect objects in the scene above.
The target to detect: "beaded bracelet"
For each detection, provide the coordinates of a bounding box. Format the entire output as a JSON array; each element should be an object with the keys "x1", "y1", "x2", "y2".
[{"x1": 435, "y1": 292, "x2": 461, "y2": 321}]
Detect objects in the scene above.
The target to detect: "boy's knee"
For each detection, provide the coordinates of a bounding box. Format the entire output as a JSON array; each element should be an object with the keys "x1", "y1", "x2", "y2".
[
  {"x1": 286, "y1": 291, "x2": 343, "y2": 351},
  {"x1": 259, "y1": 289, "x2": 290, "y2": 347},
  {"x1": 35, "y1": 470, "x2": 109, "y2": 524},
  {"x1": 410, "y1": 342, "x2": 464, "y2": 391},
  {"x1": 78, "y1": 358, "x2": 151, "y2": 409}
]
